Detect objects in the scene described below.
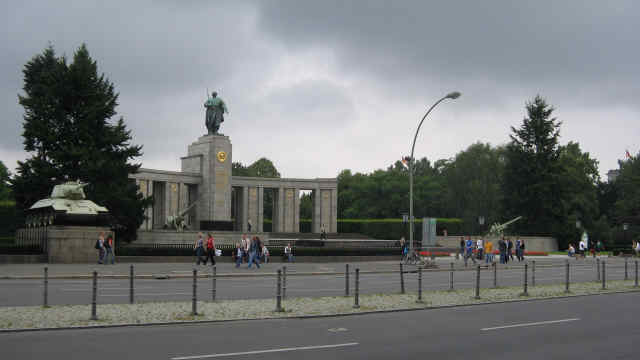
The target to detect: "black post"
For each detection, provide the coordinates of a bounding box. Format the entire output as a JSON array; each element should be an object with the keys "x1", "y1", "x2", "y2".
[
  {"x1": 276, "y1": 269, "x2": 283, "y2": 312},
  {"x1": 282, "y1": 266, "x2": 287, "y2": 300},
  {"x1": 521, "y1": 263, "x2": 529, "y2": 297},
  {"x1": 635, "y1": 260, "x2": 638, "y2": 288},
  {"x1": 474, "y1": 265, "x2": 481, "y2": 299},
  {"x1": 129, "y1": 265, "x2": 134, "y2": 304},
  {"x1": 596, "y1": 258, "x2": 600, "y2": 281},
  {"x1": 625, "y1": 258, "x2": 628, "y2": 280},
  {"x1": 399, "y1": 263, "x2": 405, "y2": 294},
  {"x1": 353, "y1": 268, "x2": 360, "y2": 309},
  {"x1": 565, "y1": 259, "x2": 570, "y2": 293},
  {"x1": 601, "y1": 259, "x2": 606, "y2": 290},
  {"x1": 43, "y1": 267, "x2": 49, "y2": 308},
  {"x1": 345, "y1": 264, "x2": 350, "y2": 296},
  {"x1": 211, "y1": 266, "x2": 217, "y2": 302},
  {"x1": 449, "y1": 262, "x2": 454, "y2": 291},
  {"x1": 532, "y1": 260, "x2": 536, "y2": 287},
  {"x1": 90, "y1": 270, "x2": 97, "y2": 320},
  {"x1": 492, "y1": 262, "x2": 497, "y2": 288},
  {"x1": 191, "y1": 269, "x2": 198, "y2": 316},
  {"x1": 417, "y1": 266, "x2": 423, "y2": 303}
]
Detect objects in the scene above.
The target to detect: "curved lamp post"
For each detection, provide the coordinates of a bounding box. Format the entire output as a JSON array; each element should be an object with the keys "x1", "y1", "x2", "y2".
[{"x1": 408, "y1": 91, "x2": 461, "y2": 254}]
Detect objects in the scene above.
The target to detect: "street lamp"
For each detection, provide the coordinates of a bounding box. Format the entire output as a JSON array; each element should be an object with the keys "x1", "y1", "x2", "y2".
[{"x1": 408, "y1": 91, "x2": 461, "y2": 255}]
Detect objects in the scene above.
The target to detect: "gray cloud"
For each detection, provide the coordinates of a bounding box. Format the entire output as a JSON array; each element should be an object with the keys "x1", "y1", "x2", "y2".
[{"x1": 1, "y1": 0, "x2": 638, "y2": 181}]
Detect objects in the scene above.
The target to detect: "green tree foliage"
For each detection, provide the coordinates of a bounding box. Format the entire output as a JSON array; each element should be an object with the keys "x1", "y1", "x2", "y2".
[
  {"x1": 439, "y1": 142, "x2": 504, "y2": 230},
  {"x1": 502, "y1": 96, "x2": 563, "y2": 236},
  {"x1": 11, "y1": 44, "x2": 150, "y2": 240},
  {"x1": 554, "y1": 142, "x2": 602, "y2": 247},
  {"x1": 0, "y1": 161, "x2": 11, "y2": 201},
  {"x1": 614, "y1": 152, "x2": 640, "y2": 224}
]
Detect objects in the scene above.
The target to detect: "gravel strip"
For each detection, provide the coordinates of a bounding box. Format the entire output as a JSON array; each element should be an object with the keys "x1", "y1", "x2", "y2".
[{"x1": 1, "y1": 280, "x2": 638, "y2": 331}]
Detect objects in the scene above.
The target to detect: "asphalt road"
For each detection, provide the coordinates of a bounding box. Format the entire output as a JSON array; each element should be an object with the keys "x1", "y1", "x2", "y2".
[
  {"x1": 2, "y1": 291, "x2": 638, "y2": 359},
  {"x1": 0, "y1": 259, "x2": 634, "y2": 306}
]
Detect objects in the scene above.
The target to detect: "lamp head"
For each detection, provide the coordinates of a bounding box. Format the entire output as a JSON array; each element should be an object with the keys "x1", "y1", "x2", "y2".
[{"x1": 446, "y1": 91, "x2": 461, "y2": 99}]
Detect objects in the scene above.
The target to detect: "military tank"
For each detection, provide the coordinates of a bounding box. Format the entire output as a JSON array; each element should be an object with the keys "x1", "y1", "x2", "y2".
[{"x1": 25, "y1": 181, "x2": 111, "y2": 227}]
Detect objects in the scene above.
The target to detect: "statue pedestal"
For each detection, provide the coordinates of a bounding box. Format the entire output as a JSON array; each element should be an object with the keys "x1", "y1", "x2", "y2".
[{"x1": 181, "y1": 135, "x2": 232, "y2": 228}]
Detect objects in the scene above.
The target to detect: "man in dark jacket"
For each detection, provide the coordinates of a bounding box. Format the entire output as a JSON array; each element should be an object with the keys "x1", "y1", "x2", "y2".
[{"x1": 499, "y1": 238, "x2": 507, "y2": 264}]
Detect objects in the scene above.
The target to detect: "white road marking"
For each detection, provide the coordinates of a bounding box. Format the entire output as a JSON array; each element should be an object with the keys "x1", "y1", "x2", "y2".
[
  {"x1": 328, "y1": 327, "x2": 348, "y2": 332},
  {"x1": 481, "y1": 318, "x2": 580, "y2": 331},
  {"x1": 171, "y1": 342, "x2": 359, "y2": 359}
]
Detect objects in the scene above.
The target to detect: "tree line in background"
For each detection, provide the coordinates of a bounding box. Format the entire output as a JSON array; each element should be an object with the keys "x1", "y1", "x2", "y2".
[{"x1": 1, "y1": 44, "x2": 638, "y2": 249}]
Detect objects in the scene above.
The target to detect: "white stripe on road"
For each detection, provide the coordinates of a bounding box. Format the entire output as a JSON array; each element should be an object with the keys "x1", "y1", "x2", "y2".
[
  {"x1": 481, "y1": 318, "x2": 580, "y2": 331},
  {"x1": 171, "y1": 342, "x2": 359, "y2": 359}
]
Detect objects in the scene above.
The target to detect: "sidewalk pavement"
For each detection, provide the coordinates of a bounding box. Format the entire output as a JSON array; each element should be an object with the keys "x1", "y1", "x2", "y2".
[{"x1": 0, "y1": 255, "x2": 603, "y2": 279}]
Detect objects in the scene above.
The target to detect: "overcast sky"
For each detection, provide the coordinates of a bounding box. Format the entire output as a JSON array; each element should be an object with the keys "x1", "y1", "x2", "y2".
[{"x1": 2, "y1": 0, "x2": 638, "y2": 180}]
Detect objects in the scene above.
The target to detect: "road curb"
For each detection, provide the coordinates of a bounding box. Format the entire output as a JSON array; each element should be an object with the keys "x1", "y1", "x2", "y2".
[{"x1": 1, "y1": 287, "x2": 638, "y2": 333}]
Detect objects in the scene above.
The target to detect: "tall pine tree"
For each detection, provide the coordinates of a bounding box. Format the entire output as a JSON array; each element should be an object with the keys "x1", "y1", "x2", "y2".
[
  {"x1": 12, "y1": 44, "x2": 150, "y2": 240},
  {"x1": 502, "y1": 95, "x2": 563, "y2": 236}
]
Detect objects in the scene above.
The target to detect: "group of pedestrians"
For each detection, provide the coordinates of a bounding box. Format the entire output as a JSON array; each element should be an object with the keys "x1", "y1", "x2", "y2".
[
  {"x1": 95, "y1": 231, "x2": 115, "y2": 264},
  {"x1": 569, "y1": 238, "x2": 606, "y2": 258},
  {"x1": 233, "y1": 234, "x2": 269, "y2": 268},
  {"x1": 194, "y1": 232, "x2": 218, "y2": 266},
  {"x1": 459, "y1": 236, "x2": 525, "y2": 266}
]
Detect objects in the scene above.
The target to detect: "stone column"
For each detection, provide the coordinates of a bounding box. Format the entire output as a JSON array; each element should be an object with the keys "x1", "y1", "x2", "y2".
[
  {"x1": 179, "y1": 183, "x2": 189, "y2": 222},
  {"x1": 331, "y1": 188, "x2": 338, "y2": 232},
  {"x1": 147, "y1": 181, "x2": 154, "y2": 230},
  {"x1": 248, "y1": 187, "x2": 258, "y2": 232},
  {"x1": 312, "y1": 187, "x2": 321, "y2": 233},
  {"x1": 294, "y1": 188, "x2": 301, "y2": 233},
  {"x1": 258, "y1": 187, "x2": 264, "y2": 232},
  {"x1": 276, "y1": 187, "x2": 284, "y2": 232},
  {"x1": 242, "y1": 186, "x2": 248, "y2": 232}
]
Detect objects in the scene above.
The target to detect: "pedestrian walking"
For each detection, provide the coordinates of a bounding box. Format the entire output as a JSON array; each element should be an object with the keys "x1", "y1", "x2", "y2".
[
  {"x1": 284, "y1": 243, "x2": 293, "y2": 263},
  {"x1": 96, "y1": 232, "x2": 105, "y2": 264},
  {"x1": 635, "y1": 240, "x2": 640, "y2": 257},
  {"x1": 458, "y1": 236, "x2": 465, "y2": 260},
  {"x1": 519, "y1": 238, "x2": 525, "y2": 261},
  {"x1": 194, "y1": 232, "x2": 205, "y2": 265},
  {"x1": 320, "y1": 224, "x2": 328, "y2": 241},
  {"x1": 499, "y1": 237, "x2": 506, "y2": 264},
  {"x1": 247, "y1": 236, "x2": 261, "y2": 269},
  {"x1": 241, "y1": 234, "x2": 249, "y2": 263},
  {"x1": 235, "y1": 243, "x2": 243, "y2": 268},
  {"x1": 103, "y1": 234, "x2": 115, "y2": 264},
  {"x1": 204, "y1": 233, "x2": 216, "y2": 265},
  {"x1": 464, "y1": 236, "x2": 476, "y2": 267},
  {"x1": 261, "y1": 244, "x2": 270, "y2": 263},
  {"x1": 507, "y1": 238, "x2": 514, "y2": 262},
  {"x1": 579, "y1": 238, "x2": 586, "y2": 258},
  {"x1": 476, "y1": 237, "x2": 484, "y2": 260},
  {"x1": 485, "y1": 240, "x2": 493, "y2": 263}
]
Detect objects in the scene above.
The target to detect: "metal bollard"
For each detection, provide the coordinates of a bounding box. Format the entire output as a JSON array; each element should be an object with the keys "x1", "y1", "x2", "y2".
[
  {"x1": 211, "y1": 266, "x2": 217, "y2": 302},
  {"x1": 191, "y1": 269, "x2": 198, "y2": 316},
  {"x1": 596, "y1": 258, "x2": 600, "y2": 281},
  {"x1": 625, "y1": 258, "x2": 628, "y2": 280},
  {"x1": 399, "y1": 263, "x2": 405, "y2": 294},
  {"x1": 282, "y1": 266, "x2": 287, "y2": 300},
  {"x1": 492, "y1": 262, "x2": 497, "y2": 288},
  {"x1": 91, "y1": 270, "x2": 98, "y2": 320},
  {"x1": 474, "y1": 265, "x2": 481, "y2": 299},
  {"x1": 353, "y1": 268, "x2": 360, "y2": 309},
  {"x1": 417, "y1": 266, "x2": 423, "y2": 303},
  {"x1": 601, "y1": 260, "x2": 606, "y2": 290},
  {"x1": 532, "y1": 260, "x2": 536, "y2": 287},
  {"x1": 635, "y1": 261, "x2": 638, "y2": 288},
  {"x1": 565, "y1": 260, "x2": 570, "y2": 293},
  {"x1": 43, "y1": 267, "x2": 49, "y2": 308},
  {"x1": 345, "y1": 264, "x2": 350, "y2": 296},
  {"x1": 276, "y1": 269, "x2": 283, "y2": 312},
  {"x1": 129, "y1": 265, "x2": 134, "y2": 304},
  {"x1": 449, "y1": 262, "x2": 454, "y2": 291},
  {"x1": 521, "y1": 263, "x2": 529, "y2": 297}
]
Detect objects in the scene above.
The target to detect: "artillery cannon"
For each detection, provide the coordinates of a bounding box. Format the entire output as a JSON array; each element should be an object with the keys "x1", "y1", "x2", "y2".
[
  {"x1": 487, "y1": 216, "x2": 522, "y2": 237},
  {"x1": 165, "y1": 199, "x2": 199, "y2": 232}
]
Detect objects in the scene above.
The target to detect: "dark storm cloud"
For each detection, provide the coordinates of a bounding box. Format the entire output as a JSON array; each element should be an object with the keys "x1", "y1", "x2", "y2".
[
  {"x1": 1, "y1": 0, "x2": 638, "y2": 179},
  {"x1": 256, "y1": 0, "x2": 640, "y2": 107}
]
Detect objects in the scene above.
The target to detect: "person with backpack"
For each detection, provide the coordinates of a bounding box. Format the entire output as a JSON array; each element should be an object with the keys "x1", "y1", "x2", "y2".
[
  {"x1": 204, "y1": 233, "x2": 216, "y2": 265},
  {"x1": 95, "y1": 232, "x2": 105, "y2": 264},
  {"x1": 103, "y1": 234, "x2": 115, "y2": 264},
  {"x1": 247, "y1": 236, "x2": 261, "y2": 269},
  {"x1": 194, "y1": 232, "x2": 205, "y2": 265}
]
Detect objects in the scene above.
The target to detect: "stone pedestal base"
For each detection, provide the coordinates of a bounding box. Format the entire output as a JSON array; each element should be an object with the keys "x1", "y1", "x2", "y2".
[{"x1": 47, "y1": 226, "x2": 112, "y2": 264}]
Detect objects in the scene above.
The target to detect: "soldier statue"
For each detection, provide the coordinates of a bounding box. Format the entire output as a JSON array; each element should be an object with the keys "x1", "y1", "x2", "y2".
[{"x1": 204, "y1": 91, "x2": 228, "y2": 135}]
